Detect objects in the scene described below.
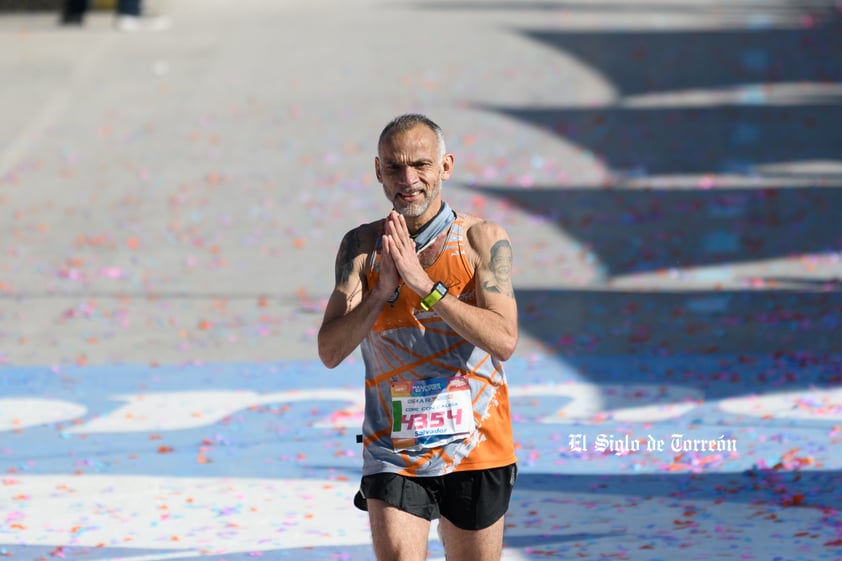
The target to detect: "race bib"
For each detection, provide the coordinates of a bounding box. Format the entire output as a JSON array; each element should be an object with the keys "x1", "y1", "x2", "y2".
[{"x1": 390, "y1": 376, "x2": 475, "y2": 451}]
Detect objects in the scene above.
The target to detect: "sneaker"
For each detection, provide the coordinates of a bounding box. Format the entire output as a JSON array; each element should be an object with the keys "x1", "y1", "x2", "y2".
[{"x1": 115, "y1": 14, "x2": 171, "y2": 32}]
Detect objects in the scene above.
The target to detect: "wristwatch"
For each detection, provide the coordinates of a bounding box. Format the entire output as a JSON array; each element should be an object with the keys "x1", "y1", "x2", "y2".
[{"x1": 420, "y1": 281, "x2": 448, "y2": 311}]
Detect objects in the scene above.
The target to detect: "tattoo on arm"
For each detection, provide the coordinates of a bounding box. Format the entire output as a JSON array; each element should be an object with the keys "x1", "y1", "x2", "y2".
[
  {"x1": 335, "y1": 230, "x2": 361, "y2": 285},
  {"x1": 483, "y1": 239, "x2": 514, "y2": 298}
]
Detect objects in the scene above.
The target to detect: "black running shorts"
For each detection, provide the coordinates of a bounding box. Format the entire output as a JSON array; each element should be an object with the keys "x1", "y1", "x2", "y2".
[{"x1": 354, "y1": 463, "x2": 517, "y2": 530}]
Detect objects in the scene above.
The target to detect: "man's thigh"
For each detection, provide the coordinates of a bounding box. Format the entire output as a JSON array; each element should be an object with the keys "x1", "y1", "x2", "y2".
[
  {"x1": 367, "y1": 499, "x2": 431, "y2": 561},
  {"x1": 438, "y1": 515, "x2": 505, "y2": 561}
]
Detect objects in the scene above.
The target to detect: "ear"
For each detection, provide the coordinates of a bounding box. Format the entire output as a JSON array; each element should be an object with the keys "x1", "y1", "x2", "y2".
[
  {"x1": 374, "y1": 156, "x2": 382, "y2": 183},
  {"x1": 440, "y1": 153, "x2": 454, "y2": 180}
]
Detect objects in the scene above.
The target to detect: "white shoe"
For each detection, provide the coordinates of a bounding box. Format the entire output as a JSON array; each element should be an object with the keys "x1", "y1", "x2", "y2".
[{"x1": 115, "y1": 14, "x2": 171, "y2": 32}]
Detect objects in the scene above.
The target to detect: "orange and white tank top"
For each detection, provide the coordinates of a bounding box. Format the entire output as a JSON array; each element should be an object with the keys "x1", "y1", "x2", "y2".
[{"x1": 360, "y1": 212, "x2": 517, "y2": 477}]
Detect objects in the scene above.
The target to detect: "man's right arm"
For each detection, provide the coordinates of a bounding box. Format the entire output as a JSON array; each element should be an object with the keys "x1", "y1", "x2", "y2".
[{"x1": 317, "y1": 226, "x2": 393, "y2": 369}]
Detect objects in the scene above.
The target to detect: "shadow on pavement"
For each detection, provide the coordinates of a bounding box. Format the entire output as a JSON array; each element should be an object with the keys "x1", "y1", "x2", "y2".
[
  {"x1": 480, "y1": 185, "x2": 842, "y2": 276},
  {"x1": 516, "y1": 288, "x2": 842, "y2": 356},
  {"x1": 468, "y1": 19, "x2": 842, "y2": 359}
]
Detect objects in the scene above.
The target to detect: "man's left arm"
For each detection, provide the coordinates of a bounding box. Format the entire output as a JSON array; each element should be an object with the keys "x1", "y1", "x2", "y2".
[
  {"x1": 422, "y1": 221, "x2": 519, "y2": 361},
  {"x1": 384, "y1": 213, "x2": 518, "y2": 361}
]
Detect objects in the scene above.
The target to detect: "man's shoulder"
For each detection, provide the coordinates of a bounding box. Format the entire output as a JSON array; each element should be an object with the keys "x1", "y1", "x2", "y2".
[
  {"x1": 343, "y1": 219, "x2": 384, "y2": 247},
  {"x1": 459, "y1": 214, "x2": 510, "y2": 246}
]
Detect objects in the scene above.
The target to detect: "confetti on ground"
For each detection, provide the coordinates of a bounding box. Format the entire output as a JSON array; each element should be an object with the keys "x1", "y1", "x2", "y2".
[{"x1": 1, "y1": 0, "x2": 841, "y2": 559}]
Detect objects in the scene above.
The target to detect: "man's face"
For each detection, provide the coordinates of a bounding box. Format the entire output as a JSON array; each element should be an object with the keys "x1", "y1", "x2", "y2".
[{"x1": 375, "y1": 125, "x2": 453, "y2": 221}]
